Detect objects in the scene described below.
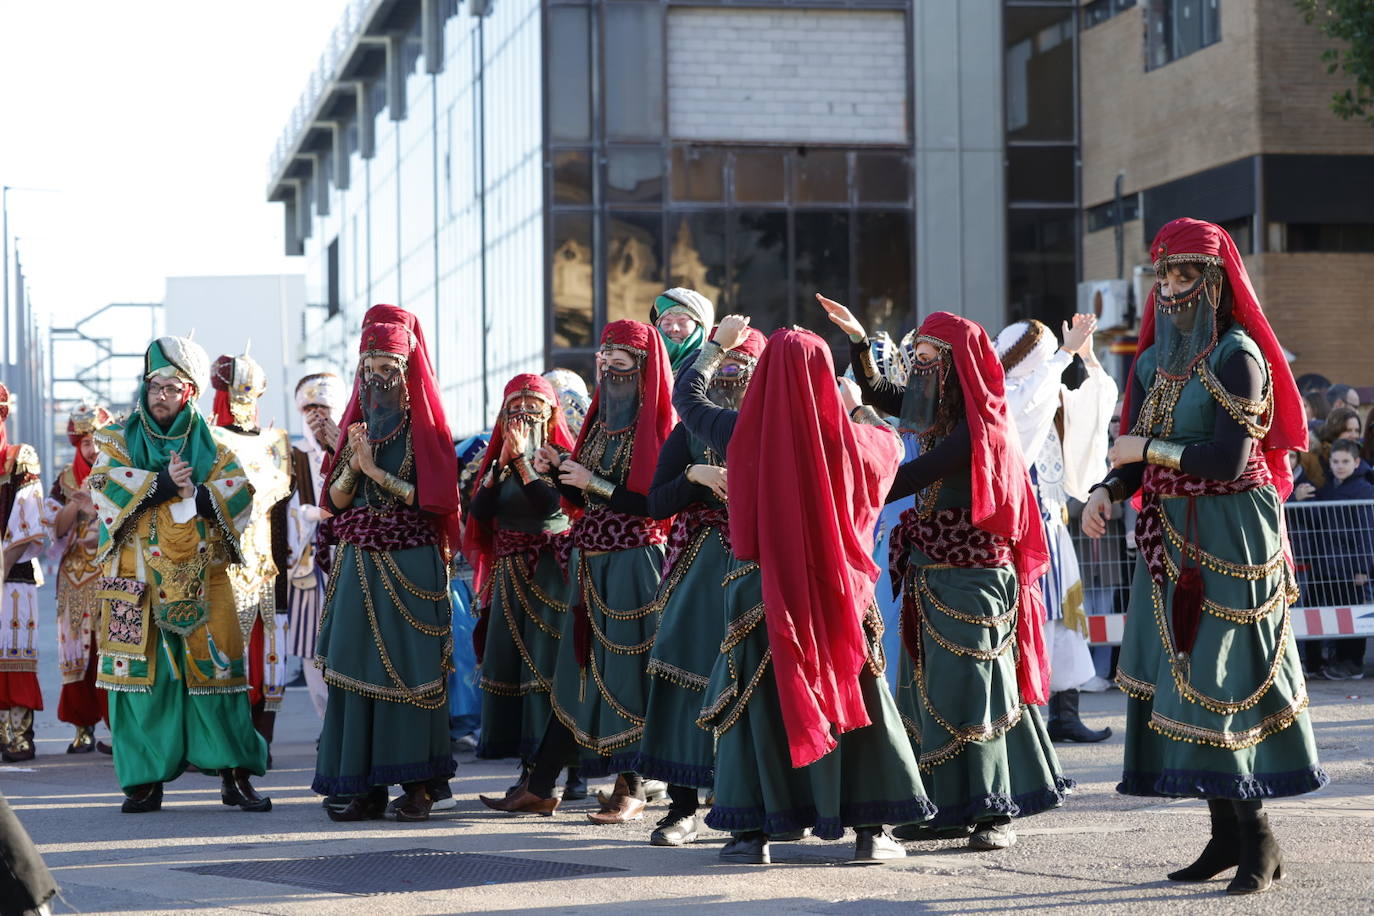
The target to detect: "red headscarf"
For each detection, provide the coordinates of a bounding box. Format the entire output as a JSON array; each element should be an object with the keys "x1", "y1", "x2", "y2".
[
  {"x1": 569, "y1": 319, "x2": 676, "y2": 516},
  {"x1": 1122, "y1": 218, "x2": 1303, "y2": 499},
  {"x1": 727, "y1": 328, "x2": 902, "y2": 768},
  {"x1": 462, "y1": 373, "x2": 577, "y2": 596},
  {"x1": 919, "y1": 312, "x2": 1052, "y2": 707},
  {"x1": 323, "y1": 304, "x2": 462, "y2": 558}
]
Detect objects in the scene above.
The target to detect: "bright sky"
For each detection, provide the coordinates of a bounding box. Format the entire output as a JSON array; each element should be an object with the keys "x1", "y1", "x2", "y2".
[{"x1": 0, "y1": 0, "x2": 349, "y2": 324}]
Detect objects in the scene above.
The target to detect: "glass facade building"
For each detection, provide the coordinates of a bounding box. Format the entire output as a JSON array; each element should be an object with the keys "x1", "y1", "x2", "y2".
[{"x1": 268, "y1": 0, "x2": 1094, "y2": 436}]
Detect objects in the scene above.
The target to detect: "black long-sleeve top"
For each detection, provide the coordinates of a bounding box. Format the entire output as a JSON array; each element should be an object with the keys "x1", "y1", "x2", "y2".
[
  {"x1": 470, "y1": 463, "x2": 561, "y2": 521},
  {"x1": 554, "y1": 435, "x2": 652, "y2": 518},
  {"x1": 885, "y1": 423, "x2": 973, "y2": 505},
  {"x1": 849, "y1": 339, "x2": 906, "y2": 417},
  {"x1": 646, "y1": 424, "x2": 719, "y2": 520},
  {"x1": 1103, "y1": 347, "x2": 1266, "y2": 497},
  {"x1": 672, "y1": 345, "x2": 738, "y2": 457}
]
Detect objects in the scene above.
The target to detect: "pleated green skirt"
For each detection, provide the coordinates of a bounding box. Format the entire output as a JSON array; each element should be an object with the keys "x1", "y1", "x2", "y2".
[
  {"x1": 476, "y1": 551, "x2": 566, "y2": 762},
  {"x1": 894, "y1": 553, "x2": 1072, "y2": 827},
  {"x1": 702, "y1": 561, "x2": 935, "y2": 839},
  {"x1": 547, "y1": 544, "x2": 664, "y2": 778}
]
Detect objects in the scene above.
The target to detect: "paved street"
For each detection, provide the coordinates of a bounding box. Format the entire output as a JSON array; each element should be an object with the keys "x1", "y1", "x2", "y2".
[{"x1": 5, "y1": 583, "x2": 1373, "y2": 915}]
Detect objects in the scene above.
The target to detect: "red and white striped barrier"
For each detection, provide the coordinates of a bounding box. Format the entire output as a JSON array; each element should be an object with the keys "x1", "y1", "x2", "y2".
[{"x1": 1085, "y1": 606, "x2": 1374, "y2": 646}]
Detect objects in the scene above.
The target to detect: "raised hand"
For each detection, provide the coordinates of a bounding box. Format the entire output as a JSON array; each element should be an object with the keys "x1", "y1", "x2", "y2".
[
  {"x1": 713, "y1": 314, "x2": 752, "y2": 351},
  {"x1": 1061, "y1": 313, "x2": 1098, "y2": 355},
  {"x1": 816, "y1": 293, "x2": 864, "y2": 340},
  {"x1": 348, "y1": 423, "x2": 376, "y2": 473}
]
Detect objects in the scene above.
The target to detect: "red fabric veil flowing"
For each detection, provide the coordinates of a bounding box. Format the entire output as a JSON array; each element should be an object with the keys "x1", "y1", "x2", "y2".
[
  {"x1": 322, "y1": 304, "x2": 462, "y2": 558},
  {"x1": 1121, "y1": 218, "x2": 1303, "y2": 500},
  {"x1": 567, "y1": 320, "x2": 676, "y2": 524},
  {"x1": 462, "y1": 373, "x2": 576, "y2": 596},
  {"x1": 920, "y1": 312, "x2": 1053, "y2": 707},
  {"x1": 727, "y1": 328, "x2": 903, "y2": 769}
]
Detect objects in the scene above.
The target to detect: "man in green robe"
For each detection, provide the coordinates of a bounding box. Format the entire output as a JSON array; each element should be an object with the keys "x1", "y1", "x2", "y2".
[{"x1": 90, "y1": 336, "x2": 270, "y2": 814}]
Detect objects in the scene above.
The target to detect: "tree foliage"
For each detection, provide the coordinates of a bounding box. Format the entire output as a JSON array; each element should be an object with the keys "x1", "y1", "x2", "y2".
[{"x1": 1296, "y1": 0, "x2": 1374, "y2": 126}]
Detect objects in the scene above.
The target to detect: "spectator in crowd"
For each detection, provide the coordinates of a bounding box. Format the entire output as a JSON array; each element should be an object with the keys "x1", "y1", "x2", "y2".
[
  {"x1": 1306, "y1": 438, "x2": 1374, "y2": 681},
  {"x1": 1317, "y1": 407, "x2": 1363, "y2": 467},
  {"x1": 1327, "y1": 384, "x2": 1360, "y2": 413},
  {"x1": 1362, "y1": 410, "x2": 1374, "y2": 466},
  {"x1": 1296, "y1": 373, "x2": 1331, "y2": 397}
]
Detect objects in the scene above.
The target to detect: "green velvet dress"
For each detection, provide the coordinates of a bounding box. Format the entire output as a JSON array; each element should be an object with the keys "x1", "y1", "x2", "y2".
[
  {"x1": 475, "y1": 475, "x2": 569, "y2": 761},
  {"x1": 894, "y1": 466, "x2": 1073, "y2": 828},
  {"x1": 548, "y1": 430, "x2": 664, "y2": 778},
  {"x1": 702, "y1": 559, "x2": 935, "y2": 839},
  {"x1": 637, "y1": 433, "x2": 730, "y2": 788},
  {"x1": 312, "y1": 430, "x2": 456, "y2": 797},
  {"x1": 1115, "y1": 328, "x2": 1327, "y2": 799}
]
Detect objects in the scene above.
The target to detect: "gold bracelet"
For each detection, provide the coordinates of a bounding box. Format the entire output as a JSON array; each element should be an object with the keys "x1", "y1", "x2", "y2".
[
  {"x1": 584, "y1": 474, "x2": 616, "y2": 502},
  {"x1": 692, "y1": 342, "x2": 725, "y2": 377},
  {"x1": 850, "y1": 405, "x2": 885, "y2": 428},
  {"x1": 380, "y1": 472, "x2": 416, "y2": 502},
  {"x1": 857, "y1": 347, "x2": 880, "y2": 381},
  {"x1": 335, "y1": 466, "x2": 359, "y2": 492},
  {"x1": 514, "y1": 456, "x2": 539, "y2": 485},
  {"x1": 1145, "y1": 438, "x2": 1186, "y2": 471}
]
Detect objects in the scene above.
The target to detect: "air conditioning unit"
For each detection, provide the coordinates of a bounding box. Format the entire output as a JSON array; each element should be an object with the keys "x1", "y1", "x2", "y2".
[{"x1": 1076, "y1": 278, "x2": 1132, "y2": 331}]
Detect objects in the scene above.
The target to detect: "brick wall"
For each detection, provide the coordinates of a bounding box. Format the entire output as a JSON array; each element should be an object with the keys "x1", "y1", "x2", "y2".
[
  {"x1": 1249, "y1": 252, "x2": 1374, "y2": 386},
  {"x1": 1080, "y1": 1, "x2": 1263, "y2": 207},
  {"x1": 1257, "y1": 0, "x2": 1374, "y2": 154},
  {"x1": 666, "y1": 8, "x2": 908, "y2": 144},
  {"x1": 1082, "y1": 219, "x2": 1147, "y2": 284}
]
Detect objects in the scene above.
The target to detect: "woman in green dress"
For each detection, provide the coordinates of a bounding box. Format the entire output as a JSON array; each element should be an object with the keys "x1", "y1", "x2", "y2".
[
  {"x1": 636, "y1": 325, "x2": 767, "y2": 847},
  {"x1": 481, "y1": 319, "x2": 674, "y2": 823},
  {"x1": 822, "y1": 300, "x2": 1071, "y2": 852},
  {"x1": 681, "y1": 318, "x2": 933, "y2": 866},
  {"x1": 465, "y1": 374, "x2": 575, "y2": 782},
  {"x1": 313, "y1": 305, "x2": 461, "y2": 823},
  {"x1": 1082, "y1": 218, "x2": 1325, "y2": 895}
]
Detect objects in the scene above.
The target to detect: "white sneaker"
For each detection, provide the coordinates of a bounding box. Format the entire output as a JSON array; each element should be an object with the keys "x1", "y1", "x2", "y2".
[{"x1": 1079, "y1": 676, "x2": 1114, "y2": 693}]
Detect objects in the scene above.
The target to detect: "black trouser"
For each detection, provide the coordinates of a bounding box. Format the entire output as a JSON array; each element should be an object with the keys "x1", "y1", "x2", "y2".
[
  {"x1": 526, "y1": 718, "x2": 644, "y2": 800},
  {"x1": 666, "y1": 784, "x2": 699, "y2": 817}
]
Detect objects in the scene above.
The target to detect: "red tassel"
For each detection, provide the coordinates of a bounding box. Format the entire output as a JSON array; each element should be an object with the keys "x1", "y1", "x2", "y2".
[
  {"x1": 1171, "y1": 497, "x2": 1204, "y2": 656},
  {"x1": 573, "y1": 599, "x2": 590, "y2": 669},
  {"x1": 1172, "y1": 565, "x2": 1204, "y2": 656}
]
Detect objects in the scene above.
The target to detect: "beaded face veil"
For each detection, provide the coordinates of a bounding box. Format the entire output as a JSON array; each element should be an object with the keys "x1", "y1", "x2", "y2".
[
  {"x1": 358, "y1": 350, "x2": 410, "y2": 441},
  {"x1": 1151, "y1": 244, "x2": 1226, "y2": 385},
  {"x1": 597, "y1": 342, "x2": 644, "y2": 433},
  {"x1": 502, "y1": 385, "x2": 553, "y2": 455},
  {"x1": 897, "y1": 334, "x2": 953, "y2": 436}
]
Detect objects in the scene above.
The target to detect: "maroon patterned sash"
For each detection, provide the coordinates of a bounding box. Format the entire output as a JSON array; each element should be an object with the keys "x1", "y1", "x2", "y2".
[
  {"x1": 493, "y1": 527, "x2": 568, "y2": 576},
  {"x1": 663, "y1": 505, "x2": 731, "y2": 579},
  {"x1": 1137, "y1": 449, "x2": 1272, "y2": 588},
  {"x1": 555, "y1": 505, "x2": 665, "y2": 570},
  {"x1": 889, "y1": 505, "x2": 1014, "y2": 665},
  {"x1": 331, "y1": 504, "x2": 437, "y2": 552}
]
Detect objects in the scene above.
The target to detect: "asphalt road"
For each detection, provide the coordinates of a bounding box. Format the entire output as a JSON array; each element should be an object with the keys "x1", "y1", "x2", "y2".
[{"x1": 4, "y1": 583, "x2": 1372, "y2": 915}]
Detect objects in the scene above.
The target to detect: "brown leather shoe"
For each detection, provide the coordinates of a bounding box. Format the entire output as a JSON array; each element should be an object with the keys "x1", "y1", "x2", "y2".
[
  {"x1": 587, "y1": 794, "x2": 646, "y2": 824},
  {"x1": 480, "y1": 788, "x2": 559, "y2": 816},
  {"x1": 594, "y1": 775, "x2": 629, "y2": 810},
  {"x1": 395, "y1": 782, "x2": 432, "y2": 822}
]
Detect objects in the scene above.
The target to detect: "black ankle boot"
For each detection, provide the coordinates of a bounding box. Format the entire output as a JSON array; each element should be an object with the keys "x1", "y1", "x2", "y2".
[
  {"x1": 1046, "y1": 690, "x2": 1111, "y2": 743},
  {"x1": 1168, "y1": 799, "x2": 1239, "y2": 881},
  {"x1": 1227, "y1": 804, "x2": 1282, "y2": 895}
]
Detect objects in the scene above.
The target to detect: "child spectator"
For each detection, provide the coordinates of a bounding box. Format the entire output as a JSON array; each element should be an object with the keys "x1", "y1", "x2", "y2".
[{"x1": 1307, "y1": 438, "x2": 1374, "y2": 680}]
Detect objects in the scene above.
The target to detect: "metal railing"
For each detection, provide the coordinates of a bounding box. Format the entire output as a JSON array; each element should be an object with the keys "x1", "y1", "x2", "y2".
[
  {"x1": 267, "y1": 0, "x2": 370, "y2": 185},
  {"x1": 1069, "y1": 498, "x2": 1374, "y2": 645}
]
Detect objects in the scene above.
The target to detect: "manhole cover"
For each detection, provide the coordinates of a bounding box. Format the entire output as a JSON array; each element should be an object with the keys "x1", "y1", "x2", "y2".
[{"x1": 176, "y1": 847, "x2": 625, "y2": 895}]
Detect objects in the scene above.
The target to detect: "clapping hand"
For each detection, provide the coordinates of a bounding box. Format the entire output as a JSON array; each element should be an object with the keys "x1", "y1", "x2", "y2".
[
  {"x1": 1061, "y1": 313, "x2": 1098, "y2": 355},
  {"x1": 348, "y1": 423, "x2": 376, "y2": 473},
  {"x1": 167, "y1": 452, "x2": 195, "y2": 499},
  {"x1": 533, "y1": 445, "x2": 561, "y2": 475}
]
